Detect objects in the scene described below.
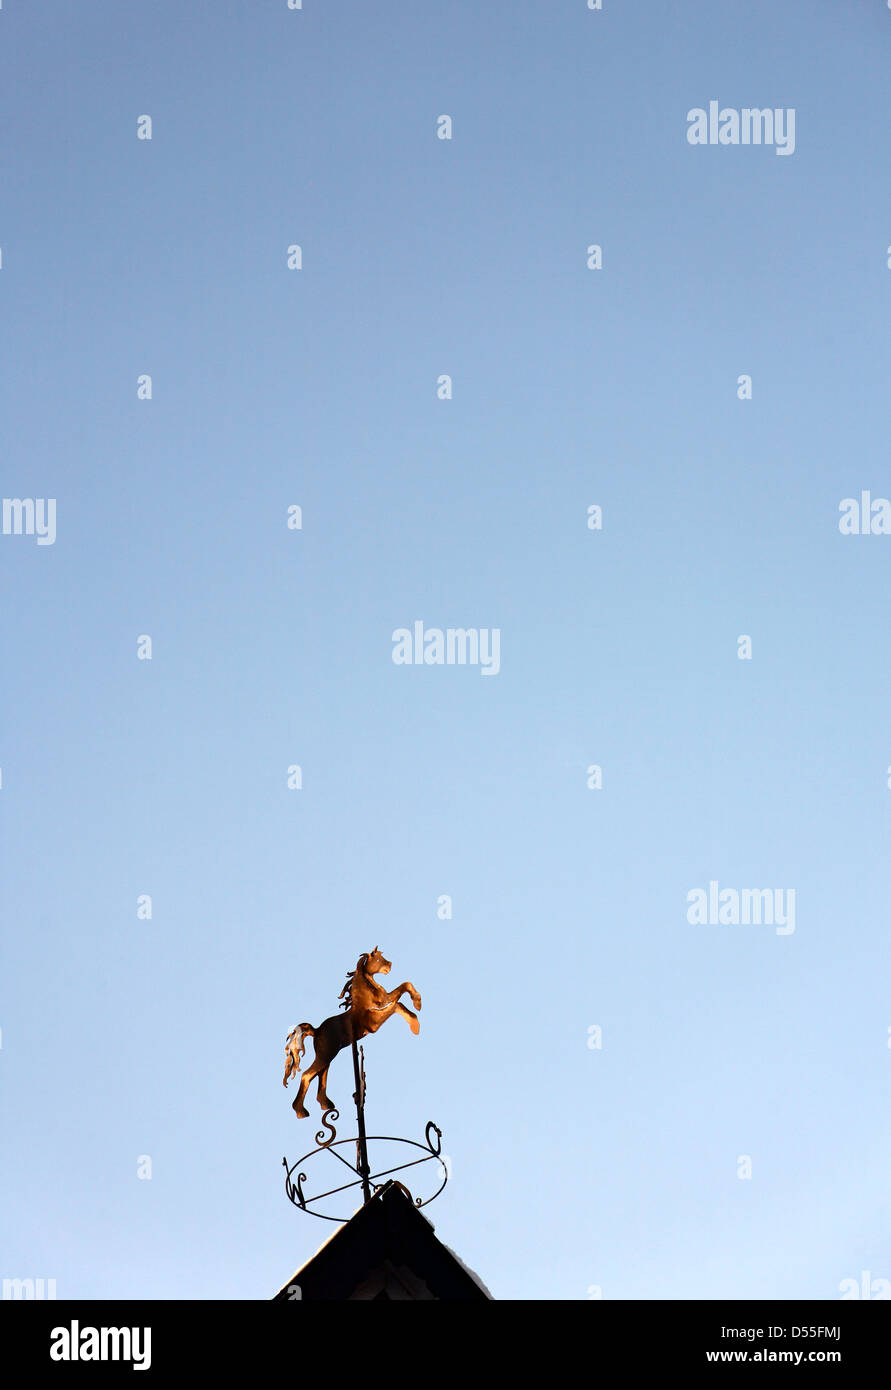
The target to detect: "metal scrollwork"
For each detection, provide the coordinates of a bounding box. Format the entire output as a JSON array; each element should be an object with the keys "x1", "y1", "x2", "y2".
[{"x1": 315, "y1": 1108, "x2": 339, "y2": 1147}]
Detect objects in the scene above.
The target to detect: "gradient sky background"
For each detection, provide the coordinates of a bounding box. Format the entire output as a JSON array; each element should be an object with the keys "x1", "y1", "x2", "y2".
[{"x1": 2, "y1": 0, "x2": 890, "y2": 1301}]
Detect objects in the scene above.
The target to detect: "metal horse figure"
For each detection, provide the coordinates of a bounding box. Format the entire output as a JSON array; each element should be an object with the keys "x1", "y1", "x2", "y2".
[{"x1": 283, "y1": 948, "x2": 422, "y2": 1118}]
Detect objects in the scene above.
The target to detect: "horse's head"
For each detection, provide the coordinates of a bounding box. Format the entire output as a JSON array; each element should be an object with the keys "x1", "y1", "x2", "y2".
[{"x1": 364, "y1": 945, "x2": 391, "y2": 977}]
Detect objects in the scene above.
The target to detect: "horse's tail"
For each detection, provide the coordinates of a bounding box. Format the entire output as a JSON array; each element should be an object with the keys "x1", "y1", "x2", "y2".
[{"x1": 282, "y1": 1023, "x2": 314, "y2": 1087}]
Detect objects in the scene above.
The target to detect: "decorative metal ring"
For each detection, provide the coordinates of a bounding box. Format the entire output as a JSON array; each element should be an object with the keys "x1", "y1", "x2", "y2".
[{"x1": 283, "y1": 1122, "x2": 449, "y2": 1222}]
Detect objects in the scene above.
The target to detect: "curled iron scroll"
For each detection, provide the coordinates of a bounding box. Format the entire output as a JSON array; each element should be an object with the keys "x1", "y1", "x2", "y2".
[{"x1": 315, "y1": 1108, "x2": 339, "y2": 1147}]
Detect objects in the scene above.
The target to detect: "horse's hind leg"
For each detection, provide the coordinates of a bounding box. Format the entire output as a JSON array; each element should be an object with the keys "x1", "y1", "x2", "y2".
[
  {"x1": 293, "y1": 1063, "x2": 317, "y2": 1118},
  {"x1": 316, "y1": 1064, "x2": 336, "y2": 1113}
]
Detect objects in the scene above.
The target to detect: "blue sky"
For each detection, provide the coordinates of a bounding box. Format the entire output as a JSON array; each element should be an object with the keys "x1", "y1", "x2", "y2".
[{"x1": 2, "y1": 0, "x2": 890, "y2": 1300}]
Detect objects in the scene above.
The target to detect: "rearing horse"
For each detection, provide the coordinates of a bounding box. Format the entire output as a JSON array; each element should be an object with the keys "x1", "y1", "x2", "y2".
[{"x1": 283, "y1": 947, "x2": 422, "y2": 1118}]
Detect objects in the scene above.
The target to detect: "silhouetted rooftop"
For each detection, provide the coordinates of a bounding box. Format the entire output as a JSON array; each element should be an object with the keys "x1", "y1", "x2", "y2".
[{"x1": 273, "y1": 1180, "x2": 493, "y2": 1301}]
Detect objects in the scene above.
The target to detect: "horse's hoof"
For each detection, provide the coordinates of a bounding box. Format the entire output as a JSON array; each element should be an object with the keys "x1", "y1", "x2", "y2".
[
  {"x1": 410, "y1": 1016, "x2": 420, "y2": 1035},
  {"x1": 293, "y1": 1102, "x2": 309, "y2": 1118}
]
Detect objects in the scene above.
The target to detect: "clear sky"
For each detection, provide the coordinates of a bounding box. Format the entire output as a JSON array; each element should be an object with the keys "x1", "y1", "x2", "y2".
[{"x1": 2, "y1": 0, "x2": 890, "y2": 1301}]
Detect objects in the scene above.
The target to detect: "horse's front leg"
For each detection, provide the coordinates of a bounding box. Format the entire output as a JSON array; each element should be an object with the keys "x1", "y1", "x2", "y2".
[
  {"x1": 388, "y1": 980, "x2": 422, "y2": 1012},
  {"x1": 394, "y1": 1001, "x2": 420, "y2": 1035}
]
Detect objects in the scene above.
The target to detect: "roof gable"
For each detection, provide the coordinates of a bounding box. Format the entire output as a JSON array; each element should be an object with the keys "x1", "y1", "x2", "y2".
[{"x1": 273, "y1": 1182, "x2": 493, "y2": 1301}]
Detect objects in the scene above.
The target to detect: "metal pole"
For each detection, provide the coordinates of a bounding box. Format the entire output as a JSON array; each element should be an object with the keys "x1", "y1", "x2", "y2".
[{"x1": 351, "y1": 1037, "x2": 372, "y2": 1204}]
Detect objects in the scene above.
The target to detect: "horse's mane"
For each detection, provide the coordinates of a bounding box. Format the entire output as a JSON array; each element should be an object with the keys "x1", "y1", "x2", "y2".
[{"x1": 338, "y1": 950, "x2": 374, "y2": 1010}]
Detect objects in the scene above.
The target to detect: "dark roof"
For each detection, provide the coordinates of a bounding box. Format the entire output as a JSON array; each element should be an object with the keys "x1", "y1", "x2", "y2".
[{"x1": 273, "y1": 1181, "x2": 493, "y2": 1301}]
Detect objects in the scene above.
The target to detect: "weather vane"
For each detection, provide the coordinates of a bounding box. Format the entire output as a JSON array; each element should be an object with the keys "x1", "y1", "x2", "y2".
[
  {"x1": 283, "y1": 946, "x2": 421, "y2": 1118},
  {"x1": 281, "y1": 948, "x2": 448, "y2": 1221}
]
